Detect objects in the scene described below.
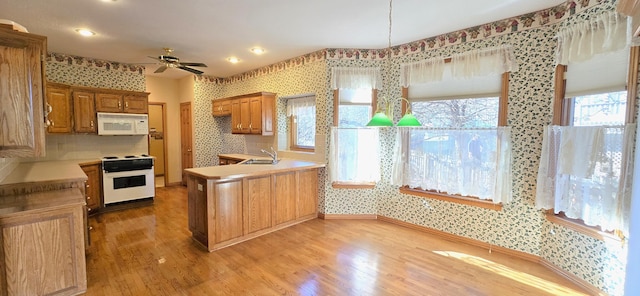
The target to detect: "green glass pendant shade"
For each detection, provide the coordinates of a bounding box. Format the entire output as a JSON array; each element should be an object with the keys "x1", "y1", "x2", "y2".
[
  {"x1": 397, "y1": 113, "x2": 422, "y2": 126},
  {"x1": 366, "y1": 112, "x2": 394, "y2": 126}
]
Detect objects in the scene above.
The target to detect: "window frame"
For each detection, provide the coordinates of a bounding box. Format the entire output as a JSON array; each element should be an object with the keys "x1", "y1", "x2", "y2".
[
  {"x1": 546, "y1": 46, "x2": 639, "y2": 241},
  {"x1": 398, "y1": 68, "x2": 510, "y2": 209},
  {"x1": 331, "y1": 88, "x2": 378, "y2": 189},
  {"x1": 287, "y1": 95, "x2": 316, "y2": 152}
]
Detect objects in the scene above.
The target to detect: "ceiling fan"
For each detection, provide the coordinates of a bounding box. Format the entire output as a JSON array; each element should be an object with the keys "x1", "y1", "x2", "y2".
[{"x1": 148, "y1": 48, "x2": 207, "y2": 75}]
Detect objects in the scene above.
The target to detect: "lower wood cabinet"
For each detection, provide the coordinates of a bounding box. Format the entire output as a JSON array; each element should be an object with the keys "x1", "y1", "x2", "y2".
[
  {"x1": 245, "y1": 176, "x2": 272, "y2": 234},
  {"x1": 0, "y1": 188, "x2": 87, "y2": 295},
  {"x1": 81, "y1": 163, "x2": 102, "y2": 215},
  {"x1": 187, "y1": 168, "x2": 319, "y2": 251}
]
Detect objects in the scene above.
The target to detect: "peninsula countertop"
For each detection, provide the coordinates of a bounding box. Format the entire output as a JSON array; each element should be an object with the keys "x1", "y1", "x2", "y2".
[
  {"x1": 184, "y1": 159, "x2": 325, "y2": 180},
  {"x1": 0, "y1": 160, "x2": 88, "y2": 187}
]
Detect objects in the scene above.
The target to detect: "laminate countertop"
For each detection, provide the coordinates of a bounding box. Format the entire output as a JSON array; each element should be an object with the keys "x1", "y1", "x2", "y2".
[
  {"x1": 184, "y1": 159, "x2": 325, "y2": 180},
  {"x1": 0, "y1": 161, "x2": 88, "y2": 187}
]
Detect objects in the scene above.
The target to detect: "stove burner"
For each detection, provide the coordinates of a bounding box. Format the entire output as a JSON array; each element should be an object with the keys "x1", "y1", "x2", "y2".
[
  {"x1": 124, "y1": 155, "x2": 137, "y2": 158},
  {"x1": 103, "y1": 156, "x2": 118, "y2": 160}
]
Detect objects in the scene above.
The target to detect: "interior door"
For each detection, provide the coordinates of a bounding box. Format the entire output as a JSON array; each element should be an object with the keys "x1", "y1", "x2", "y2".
[{"x1": 180, "y1": 102, "x2": 193, "y2": 185}]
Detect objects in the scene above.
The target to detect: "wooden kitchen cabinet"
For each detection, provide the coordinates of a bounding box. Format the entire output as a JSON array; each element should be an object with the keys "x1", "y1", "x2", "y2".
[
  {"x1": 46, "y1": 83, "x2": 72, "y2": 133},
  {"x1": 185, "y1": 162, "x2": 322, "y2": 251},
  {"x1": 123, "y1": 95, "x2": 149, "y2": 113},
  {"x1": 214, "y1": 179, "x2": 244, "y2": 243},
  {"x1": 274, "y1": 171, "x2": 297, "y2": 225},
  {"x1": 225, "y1": 92, "x2": 275, "y2": 136},
  {"x1": 81, "y1": 163, "x2": 102, "y2": 215},
  {"x1": 95, "y1": 93, "x2": 124, "y2": 112},
  {"x1": 73, "y1": 90, "x2": 97, "y2": 133},
  {"x1": 0, "y1": 24, "x2": 47, "y2": 157},
  {"x1": 245, "y1": 176, "x2": 272, "y2": 234},
  {"x1": 218, "y1": 155, "x2": 243, "y2": 165},
  {"x1": 212, "y1": 99, "x2": 231, "y2": 116},
  {"x1": 96, "y1": 93, "x2": 149, "y2": 114}
]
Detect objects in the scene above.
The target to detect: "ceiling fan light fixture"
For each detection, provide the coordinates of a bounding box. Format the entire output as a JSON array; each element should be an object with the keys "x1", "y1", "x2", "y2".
[
  {"x1": 250, "y1": 47, "x2": 265, "y2": 55},
  {"x1": 75, "y1": 28, "x2": 95, "y2": 37},
  {"x1": 227, "y1": 57, "x2": 240, "y2": 64}
]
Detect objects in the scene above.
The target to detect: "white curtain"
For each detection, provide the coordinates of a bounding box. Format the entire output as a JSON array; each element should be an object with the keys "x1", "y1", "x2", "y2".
[
  {"x1": 400, "y1": 44, "x2": 518, "y2": 87},
  {"x1": 330, "y1": 67, "x2": 382, "y2": 90},
  {"x1": 391, "y1": 127, "x2": 512, "y2": 204},
  {"x1": 536, "y1": 124, "x2": 636, "y2": 233},
  {"x1": 329, "y1": 127, "x2": 381, "y2": 183},
  {"x1": 286, "y1": 95, "x2": 315, "y2": 116},
  {"x1": 555, "y1": 11, "x2": 629, "y2": 65}
]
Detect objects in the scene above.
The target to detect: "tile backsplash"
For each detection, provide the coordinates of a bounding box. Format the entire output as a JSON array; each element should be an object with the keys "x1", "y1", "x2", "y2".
[{"x1": 22, "y1": 134, "x2": 149, "y2": 162}]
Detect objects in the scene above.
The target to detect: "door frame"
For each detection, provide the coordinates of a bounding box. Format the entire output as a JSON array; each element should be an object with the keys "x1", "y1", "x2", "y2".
[
  {"x1": 148, "y1": 102, "x2": 168, "y2": 187},
  {"x1": 180, "y1": 102, "x2": 194, "y2": 185}
]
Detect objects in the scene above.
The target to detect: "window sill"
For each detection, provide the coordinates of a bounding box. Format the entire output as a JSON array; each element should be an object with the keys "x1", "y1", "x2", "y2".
[
  {"x1": 544, "y1": 212, "x2": 623, "y2": 242},
  {"x1": 399, "y1": 187, "x2": 502, "y2": 211},
  {"x1": 331, "y1": 182, "x2": 376, "y2": 189},
  {"x1": 290, "y1": 146, "x2": 314, "y2": 153}
]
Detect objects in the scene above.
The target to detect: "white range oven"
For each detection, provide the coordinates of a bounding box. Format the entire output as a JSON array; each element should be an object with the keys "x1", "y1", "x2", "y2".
[{"x1": 102, "y1": 155, "x2": 155, "y2": 205}]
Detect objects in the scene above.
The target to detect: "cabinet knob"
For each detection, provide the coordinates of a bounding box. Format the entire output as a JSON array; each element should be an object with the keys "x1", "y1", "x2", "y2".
[
  {"x1": 50, "y1": 120, "x2": 55, "y2": 127},
  {"x1": 118, "y1": 101, "x2": 122, "y2": 108},
  {"x1": 249, "y1": 123, "x2": 252, "y2": 130},
  {"x1": 90, "y1": 120, "x2": 94, "y2": 127},
  {"x1": 87, "y1": 196, "x2": 91, "y2": 200},
  {"x1": 87, "y1": 207, "x2": 92, "y2": 212},
  {"x1": 89, "y1": 226, "x2": 93, "y2": 231},
  {"x1": 125, "y1": 102, "x2": 129, "y2": 108}
]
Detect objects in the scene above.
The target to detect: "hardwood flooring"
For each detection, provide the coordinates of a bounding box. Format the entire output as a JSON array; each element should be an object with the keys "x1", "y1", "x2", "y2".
[{"x1": 85, "y1": 186, "x2": 588, "y2": 295}]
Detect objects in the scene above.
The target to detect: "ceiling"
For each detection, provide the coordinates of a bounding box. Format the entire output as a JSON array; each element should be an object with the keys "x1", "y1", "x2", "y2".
[{"x1": 1, "y1": 0, "x2": 565, "y2": 79}]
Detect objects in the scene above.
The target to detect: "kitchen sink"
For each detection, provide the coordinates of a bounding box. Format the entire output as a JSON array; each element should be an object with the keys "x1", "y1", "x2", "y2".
[{"x1": 240, "y1": 159, "x2": 278, "y2": 165}]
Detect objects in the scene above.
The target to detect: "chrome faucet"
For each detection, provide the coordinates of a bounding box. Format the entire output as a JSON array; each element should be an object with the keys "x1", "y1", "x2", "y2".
[{"x1": 260, "y1": 147, "x2": 278, "y2": 164}]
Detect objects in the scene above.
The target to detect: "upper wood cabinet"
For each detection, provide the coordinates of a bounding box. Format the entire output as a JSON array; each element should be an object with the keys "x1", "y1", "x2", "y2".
[
  {"x1": 212, "y1": 99, "x2": 231, "y2": 117},
  {"x1": 96, "y1": 92, "x2": 148, "y2": 114},
  {"x1": 221, "y1": 92, "x2": 275, "y2": 136},
  {"x1": 73, "y1": 91, "x2": 97, "y2": 133},
  {"x1": 123, "y1": 95, "x2": 148, "y2": 113},
  {"x1": 0, "y1": 25, "x2": 47, "y2": 157},
  {"x1": 46, "y1": 84, "x2": 72, "y2": 133}
]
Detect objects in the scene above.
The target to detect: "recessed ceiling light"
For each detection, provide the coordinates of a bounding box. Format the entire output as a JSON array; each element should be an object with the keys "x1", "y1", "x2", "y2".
[
  {"x1": 75, "y1": 28, "x2": 95, "y2": 37},
  {"x1": 250, "y1": 47, "x2": 265, "y2": 55},
  {"x1": 227, "y1": 57, "x2": 240, "y2": 64}
]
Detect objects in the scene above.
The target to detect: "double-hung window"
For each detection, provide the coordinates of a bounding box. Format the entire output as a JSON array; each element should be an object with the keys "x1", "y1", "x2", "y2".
[
  {"x1": 329, "y1": 67, "x2": 382, "y2": 187},
  {"x1": 391, "y1": 45, "x2": 517, "y2": 207},
  {"x1": 287, "y1": 95, "x2": 316, "y2": 151},
  {"x1": 536, "y1": 11, "x2": 637, "y2": 236}
]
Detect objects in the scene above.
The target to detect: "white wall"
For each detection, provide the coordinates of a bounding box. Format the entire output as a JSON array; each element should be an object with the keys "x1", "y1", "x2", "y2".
[{"x1": 146, "y1": 76, "x2": 182, "y2": 185}]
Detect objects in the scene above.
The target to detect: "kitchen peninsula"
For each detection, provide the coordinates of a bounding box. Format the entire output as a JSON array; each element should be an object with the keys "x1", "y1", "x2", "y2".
[{"x1": 184, "y1": 159, "x2": 324, "y2": 251}]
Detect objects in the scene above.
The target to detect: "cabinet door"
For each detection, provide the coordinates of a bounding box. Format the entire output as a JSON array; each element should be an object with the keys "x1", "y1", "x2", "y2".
[
  {"x1": 212, "y1": 100, "x2": 223, "y2": 116},
  {"x1": 73, "y1": 91, "x2": 97, "y2": 133},
  {"x1": 260, "y1": 93, "x2": 275, "y2": 136},
  {"x1": 273, "y1": 172, "x2": 297, "y2": 225},
  {"x1": 249, "y1": 96, "x2": 262, "y2": 134},
  {"x1": 46, "y1": 85, "x2": 72, "y2": 133},
  {"x1": 95, "y1": 93, "x2": 123, "y2": 112},
  {"x1": 214, "y1": 179, "x2": 244, "y2": 243},
  {"x1": 0, "y1": 28, "x2": 46, "y2": 157},
  {"x1": 245, "y1": 176, "x2": 272, "y2": 234},
  {"x1": 239, "y1": 98, "x2": 251, "y2": 134},
  {"x1": 231, "y1": 99, "x2": 242, "y2": 133},
  {"x1": 297, "y1": 169, "x2": 318, "y2": 218},
  {"x1": 81, "y1": 164, "x2": 102, "y2": 214},
  {"x1": 123, "y1": 95, "x2": 148, "y2": 113}
]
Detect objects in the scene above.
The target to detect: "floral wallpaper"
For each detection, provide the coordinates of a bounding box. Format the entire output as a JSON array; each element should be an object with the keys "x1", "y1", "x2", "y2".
[
  {"x1": 189, "y1": 0, "x2": 628, "y2": 294},
  {"x1": 46, "y1": 52, "x2": 146, "y2": 91}
]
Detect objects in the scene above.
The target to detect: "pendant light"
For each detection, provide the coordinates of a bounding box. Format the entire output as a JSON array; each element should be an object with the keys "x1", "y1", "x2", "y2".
[{"x1": 366, "y1": 0, "x2": 421, "y2": 127}]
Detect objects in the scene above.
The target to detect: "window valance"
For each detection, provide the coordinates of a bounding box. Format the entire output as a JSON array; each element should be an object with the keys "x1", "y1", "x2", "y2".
[
  {"x1": 400, "y1": 45, "x2": 518, "y2": 87},
  {"x1": 330, "y1": 67, "x2": 382, "y2": 90},
  {"x1": 555, "y1": 11, "x2": 629, "y2": 65}
]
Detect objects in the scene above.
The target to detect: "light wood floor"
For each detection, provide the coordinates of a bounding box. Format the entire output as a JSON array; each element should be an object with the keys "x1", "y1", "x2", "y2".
[{"x1": 86, "y1": 186, "x2": 589, "y2": 295}]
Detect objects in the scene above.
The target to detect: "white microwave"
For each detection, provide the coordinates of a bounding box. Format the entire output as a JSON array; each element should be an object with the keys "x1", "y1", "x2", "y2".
[{"x1": 97, "y1": 112, "x2": 149, "y2": 135}]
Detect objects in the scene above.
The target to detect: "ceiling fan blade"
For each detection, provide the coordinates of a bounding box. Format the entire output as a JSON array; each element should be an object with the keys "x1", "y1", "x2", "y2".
[
  {"x1": 178, "y1": 66, "x2": 203, "y2": 75},
  {"x1": 179, "y1": 62, "x2": 207, "y2": 67},
  {"x1": 154, "y1": 65, "x2": 168, "y2": 73}
]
